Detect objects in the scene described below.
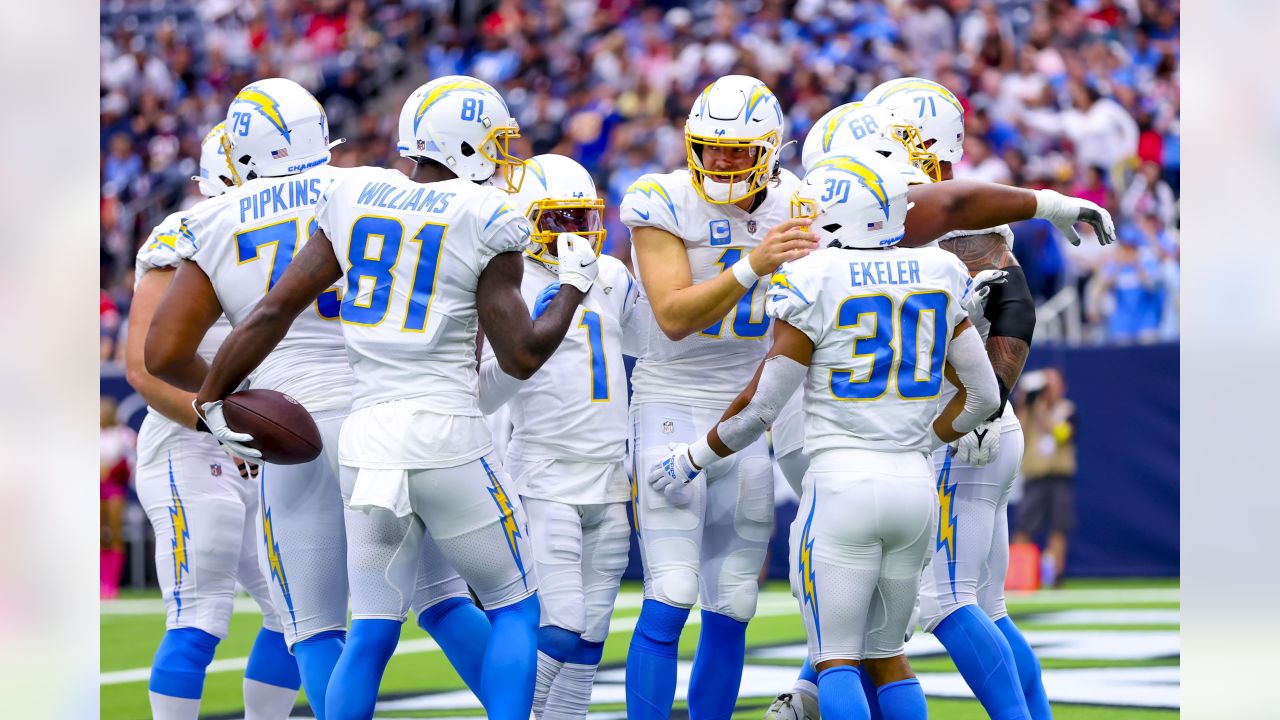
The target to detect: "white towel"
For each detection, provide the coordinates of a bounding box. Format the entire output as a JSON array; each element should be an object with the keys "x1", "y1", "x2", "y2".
[{"x1": 348, "y1": 467, "x2": 413, "y2": 517}]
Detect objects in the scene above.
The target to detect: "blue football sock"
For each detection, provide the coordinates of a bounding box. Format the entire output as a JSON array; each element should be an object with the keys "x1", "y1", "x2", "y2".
[
  {"x1": 538, "y1": 624, "x2": 582, "y2": 663},
  {"x1": 798, "y1": 656, "x2": 819, "y2": 686},
  {"x1": 625, "y1": 599, "x2": 690, "y2": 720},
  {"x1": 876, "y1": 678, "x2": 927, "y2": 720},
  {"x1": 688, "y1": 610, "x2": 748, "y2": 720},
  {"x1": 245, "y1": 628, "x2": 301, "y2": 690},
  {"x1": 324, "y1": 620, "x2": 400, "y2": 720},
  {"x1": 481, "y1": 594, "x2": 540, "y2": 720},
  {"x1": 293, "y1": 629, "x2": 345, "y2": 720},
  {"x1": 860, "y1": 664, "x2": 884, "y2": 720},
  {"x1": 148, "y1": 627, "x2": 220, "y2": 700},
  {"x1": 817, "y1": 666, "x2": 870, "y2": 720},
  {"x1": 933, "y1": 605, "x2": 1030, "y2": 720},
  {"x1": 995, "y1": 616, "x2": 1052, "y2": 720},
  {"x1": 417, "y1": 596, "x2": 491, "y2": 696}
]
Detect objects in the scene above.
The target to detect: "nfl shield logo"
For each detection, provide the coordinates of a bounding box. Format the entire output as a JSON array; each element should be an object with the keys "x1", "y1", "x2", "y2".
[
  {"x1": 662, "y1": 420, "x2": 675, "y2": 435},
  {"x1": 210, "y1": 464, "x2": 223, "y2": 477},
  {"x1": 747, "y1": 220, "x2": 757, "y2": 234}
]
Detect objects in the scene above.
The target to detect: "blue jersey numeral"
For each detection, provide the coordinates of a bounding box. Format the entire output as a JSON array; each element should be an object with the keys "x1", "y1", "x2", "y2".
[
  {"x1": 340, "y1": 216, "x2": 448, "y2": 330},
  {"x1": 460, "y1": 97, "x2": 485, "y2": 122},
  {"x1": 701, "y1": 247, "x2": 770, "y2": 339},
  {"x1": 236, "y1": 217, "x2": 339, "y2": 320},
  {"x1": 579, "y1": 309, "x2": 609, "y2": 401},
  {"x1": 914, "y1": 95, "x2": 938, "y2": 118},
  {"x1": 830, "y1": 290, "x2": 950, "y2": 400}
]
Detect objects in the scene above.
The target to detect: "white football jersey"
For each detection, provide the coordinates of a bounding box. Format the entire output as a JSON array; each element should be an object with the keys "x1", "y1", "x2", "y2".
[
  {"x1": 487, "y1": 255, "x2": 638, "y2": 501},
  {"x1": 184, "y1": 165, "x2": 354, "y2": 413},
  {"x1": 134, "y1": 211, "x2": 235, "y2": 461},
  {"x1": 314, "y1": 166, "x2": 531, "y2": 413},
  {"x1": 621, "y1": 168, "x2": 801, "y2": 409},
  {"x1": 766, "y1": 245, "x2": 974, "y2": 455}
]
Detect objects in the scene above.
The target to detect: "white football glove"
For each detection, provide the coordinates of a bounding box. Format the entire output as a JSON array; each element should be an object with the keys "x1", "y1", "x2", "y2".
[
  {"x1": 964, "y1": 268, "x2": 1008, "y2": 318},
  {"x1": 647, "y1": 442, "x2": 704, "y2": 500},
  {"x1": 952, "y1": 418, "x2": 1000, "y2": 467},
  {"x1": 556, "y1": 232, "x2": 599, "y2": 292},
  {"x1": 1033, "y1": 189, "x2": 1116, "y2": 246},
  {"x1": 194, "y1": 399, "x2": 261, "y2": 461}
]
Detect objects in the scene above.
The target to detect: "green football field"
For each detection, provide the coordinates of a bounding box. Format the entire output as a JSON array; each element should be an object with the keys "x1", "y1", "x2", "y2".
[{"x1": 101, "y1": 579, "x2": 1178, "y2": 719}]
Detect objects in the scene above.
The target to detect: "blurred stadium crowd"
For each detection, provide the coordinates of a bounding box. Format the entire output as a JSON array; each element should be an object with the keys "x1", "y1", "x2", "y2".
[{"x1": 100, "y1": 0, "x2": 1179, "y2": 363}]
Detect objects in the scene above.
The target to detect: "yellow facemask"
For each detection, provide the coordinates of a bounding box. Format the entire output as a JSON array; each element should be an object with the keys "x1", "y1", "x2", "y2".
[
  {"x1": 684, "y1": 129, "x2": 780, "y2": 205},
  {"x1": 524, "y1": 197, "x2": 606, "y2": 266}
]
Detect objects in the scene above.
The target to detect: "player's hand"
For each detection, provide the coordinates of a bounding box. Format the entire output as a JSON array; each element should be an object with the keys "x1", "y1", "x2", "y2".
[
  {"x1": 531, "y1": 282, "x2": 560, "y2": 320},
  {"x1": 223, "y1": 448, "x2": 260, "y2": 481},
  {"x1": 556, "y1": 233, "x2": 599, "y2": 293},
  {"x1": 749, "y1": 218, "x2": 819, "y2": 276},
  {"x1": 647, "y1": 442, "x2": 704, "y2": 500},
  {"x1": 193, "y1": 399, "x2": 262, "y2": 461},
  {"x1": 1033, "y1": 189, "x2": 1116, "y2": 246},
  {"x1": 952, "y1": 418, "x2": 1000, "y2": 466},
  {"x1": 965, "y1": 269, "x2": 1008, "y2": 317}
]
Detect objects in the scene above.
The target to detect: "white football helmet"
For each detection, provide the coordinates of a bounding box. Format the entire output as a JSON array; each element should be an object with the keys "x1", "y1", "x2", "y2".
[
  {"x1": 397, "y1": 75, "x2": 525, "y2": 193},
  {"x1": 791, "y1": 149, "x2": 912, "y2": 249},
  {"x1": 685, "y1": 75, "x2": 785, "y2": 205},
  {"x1": 802, "y1": 102, "x2": 941, "y2": 183},
  {"x1": 222, "y1": 78, "x2": 332, "y2": 179},
  {"x1": 191, "y1": 123, "x2": 239, "y2": 198},
  {"x1": 511, "y1": 154, "x2": 604, "y2": 266},
  {"x1": 863, "y1": 77, "x2": 966, "y2": 163}
]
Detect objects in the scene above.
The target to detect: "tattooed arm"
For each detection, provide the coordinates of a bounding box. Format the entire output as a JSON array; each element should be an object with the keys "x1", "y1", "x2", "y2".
[{"x1": 940, "y1": 231, "x2": 1034, "y2": 414}]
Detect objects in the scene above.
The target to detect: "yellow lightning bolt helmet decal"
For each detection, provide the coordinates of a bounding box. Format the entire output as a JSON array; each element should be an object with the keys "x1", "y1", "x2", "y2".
[
  {"x1": 812, "y1": 154, "x2": 891, "y2": 219},
  {"x1": 878, "y1": 79, "x2": 964, "y2": 115},
  {"x1": 234, "y1": 86, "x2": 291, "y2": 142},
  {"x1": 482, "y1": 457, "x2": 528, "y2": 589},
  {"x1": 821, "y1": 103, "x2": 866, "y2": 153}
]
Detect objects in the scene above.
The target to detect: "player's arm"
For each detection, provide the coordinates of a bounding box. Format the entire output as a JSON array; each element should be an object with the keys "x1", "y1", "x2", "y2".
[
  {"x1": 632, "y1": 218, "x2": 816, "y2": 340},
  {"x1": 902, "y1": 181, "x2": 1115, "y2": 248},
  {"x1": 646, "y1": 321, "x2": 813, "y2": 496},
  {"x1": 127, "y1": 268, "x2": 200, "y2": 427},
  {"x1": 939, "y1": 232, "x2": 1035, "y2": 416},
  {"x1": 477, "y1": 251, "x2": 586, "y2": 380},
  {"x1": 932, "y1": 318, "x2": 1000, "y2": 445},
  {"x1": 194, "y1": 230, "x2": 343, "y2": 404},
  {"x1": 145, "y1": 262, "x2": 223, "y2": 393}
]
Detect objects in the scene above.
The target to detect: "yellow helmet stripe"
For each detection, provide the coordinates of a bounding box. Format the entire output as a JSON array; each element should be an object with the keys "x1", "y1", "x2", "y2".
[
  {"x1": 821, "y1": 103, "x2": 864, "y2": 154},
  {"x1": 414, "y1": 80, "x2": 499, "y2": 133},
  {"x1": 879, "y1": 80, "x2": 964, "y2": 114}
]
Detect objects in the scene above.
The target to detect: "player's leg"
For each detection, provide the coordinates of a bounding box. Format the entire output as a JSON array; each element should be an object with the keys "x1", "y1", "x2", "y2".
[
  {"x1": 690, "y1": 414, "x2": 774, "y2": 720},
  {"x1": 324, "y1": 464, "x2": 428, "y2": 719},
  {"x1": 919, "y1": 452, "x2": 1029, "y2": 719},
  {"x1": 101, "y1": 490, "x2": 127, "y2": 598},
  {"x1": 411, "y1": 456, "x2": 540, "y2": 720},
  {"x1": 979, "y1": 429, "x2": 1051, "y2": 719},
  {"x1": 626, "y1": 403, "x2": 706, "y2": 720},
  {"x1": 137, "y1": 447, "x2": 252, "y2": 719},
  {"x1": 236, "y1": 479, "x2": 302, "y2": 719},
  {"x1": 522, "y1": 496, "x2": 588, "y2": 718},
  {"x1": 257, "y1": 411, "x2": 349, "y2": 719},
  {"x1": 412, "y1": 527, "x2": 489, "y2": 697},
  {"x1": 860, "y1": 460, "x2": 937, "y2": 720},
  {"x1": 544, "y1": 500, "x2": 631, "y2": 720}
]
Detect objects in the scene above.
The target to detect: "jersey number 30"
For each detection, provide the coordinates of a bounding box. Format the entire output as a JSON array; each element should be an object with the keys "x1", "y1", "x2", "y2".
[{"x1": 831, "y1": 291, "x2": 949, "y2": 400}]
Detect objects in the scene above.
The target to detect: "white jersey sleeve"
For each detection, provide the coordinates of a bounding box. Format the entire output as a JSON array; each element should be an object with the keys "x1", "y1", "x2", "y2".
[
  {"x1": 764, "y1": 257, "x2": 834, "y2": 345},
  {"x1": 185, "y1": 164, "x2": 354, "y2": 413},
  {"x1": 134, "y1": 211, "x2": 198, "y2": 283},
  {"x1": 620, "y1": 174, "x2": 683, "y2": 238}
]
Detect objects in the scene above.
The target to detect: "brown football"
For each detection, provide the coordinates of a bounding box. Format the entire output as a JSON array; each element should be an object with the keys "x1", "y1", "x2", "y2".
[{"x1": 222, "y1": 389, "x2": 322, "y2": 465}]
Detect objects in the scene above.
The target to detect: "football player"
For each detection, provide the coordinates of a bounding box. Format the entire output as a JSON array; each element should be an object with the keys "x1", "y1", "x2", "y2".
[
  {"x1": 650, "y1": 148, "x2": 1001, "y2": 720},
  {"x1": 189, "y1": 77, "x2": 600, "y2": 720},
  {"x1": 621, "y1": 74, "x2": 811, "y2": 720},
  {"x1": 126, "y1": 124, "x2": 301, "y2": 720},
  {"x1": 478, "y1": 153, "x2": 638, "y2": 720}
]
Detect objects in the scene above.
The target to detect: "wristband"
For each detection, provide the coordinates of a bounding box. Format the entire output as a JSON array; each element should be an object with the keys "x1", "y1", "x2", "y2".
[
  {"x1": 1032, "y1": 189, "x2": 1072, "y2": 221},
  {"x1": 731, "y1": 256, "x2": 760, "y2": 289},
  {"x1": 688, "y1": 437, "x2": 719, "y2": 470}
]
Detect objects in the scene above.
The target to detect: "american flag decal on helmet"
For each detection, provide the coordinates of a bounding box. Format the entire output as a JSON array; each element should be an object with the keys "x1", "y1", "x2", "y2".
[{"x1": 271, "y1": 148, "x2": 289, "y2": 159}]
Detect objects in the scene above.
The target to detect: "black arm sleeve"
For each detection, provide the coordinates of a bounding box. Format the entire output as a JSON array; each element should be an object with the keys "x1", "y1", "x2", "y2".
[{"x1": 983, "y1": 264, "x2": 1036, "y2": 345}]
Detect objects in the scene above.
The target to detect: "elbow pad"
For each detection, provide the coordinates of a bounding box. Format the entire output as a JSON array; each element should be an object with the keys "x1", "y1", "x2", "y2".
[
  {"x1": 984, "y1": 265, "x2": 1036, "y2": 345},
  {"x1": 715, "y1": 355, "x2": 808, "y2": 455}
]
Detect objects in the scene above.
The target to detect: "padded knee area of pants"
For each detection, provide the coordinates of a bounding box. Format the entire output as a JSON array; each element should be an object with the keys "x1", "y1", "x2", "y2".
[
  {"x1": 538, "y1": 624, "x2": 582, "y2": 663},
  {"x1": 149, "y1": 628, "x2": 220, "y2": 698},
  {"x1": 634, "y1": 600, "x2": 690, "y2": 649},
  {"x1": 652, "y1": 566, "x2": 699, "y2": 608},
  {"x1": 707, "y1": 550, "x2": 762, "y2": 621},
  {"x1": 568, "y1": 639, "x2": 605, "y2": 666}
]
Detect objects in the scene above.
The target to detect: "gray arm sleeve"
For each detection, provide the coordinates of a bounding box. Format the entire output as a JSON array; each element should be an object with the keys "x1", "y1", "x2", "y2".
[
  {"x1": 478, "y1": 357, "x2": 526, "y2": 414},
  {"x1": 714, "y1": 355, "x2": 808, "y2": 454},
  {"x1": 942, "y1": 325, "x2": 1000, "y2": 435}
]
